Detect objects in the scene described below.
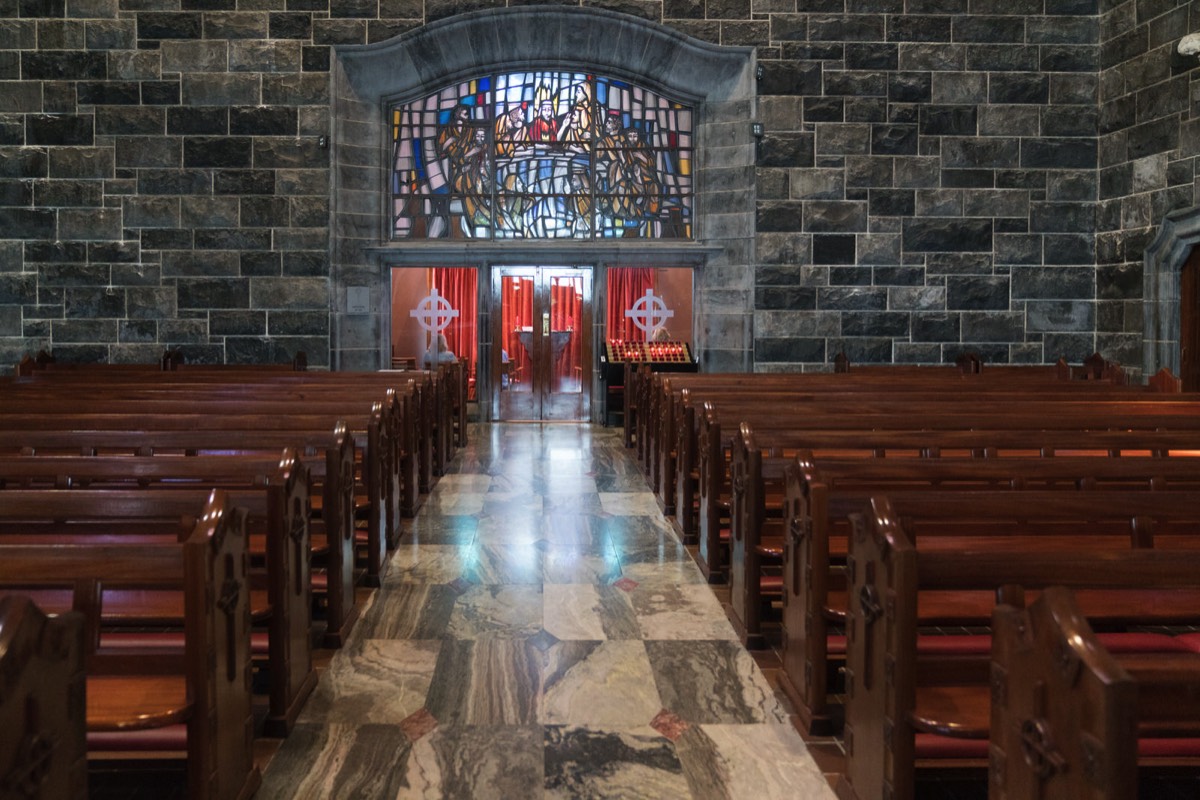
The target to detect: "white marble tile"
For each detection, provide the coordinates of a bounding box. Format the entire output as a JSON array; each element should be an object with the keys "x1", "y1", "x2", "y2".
[
  {"x1": 540, "y1": 514, "x2": 613, "y2": 553},
  {"x1": 631, "y1": 583, "x2": 740, "y2": 641},
  {"x1": 386, "y1": 544, "x2": 473, "y2": 584},
  {"x1": 599, "y1": 492, "x2": 663, "y2": 516},
  {"x1": 541, "y1": 473, "x2": 599, "y2": 494},
  {"x1": 474, "y1": 514, "x2": 544, "y2": 545},
  {"x1": 430, "y1": 474, "x2": 493, "y2": 492},
  {"x1": 540, "y1": 548, "x2": 622, "y2": 584},
  {"x1": 543, "y1": 584, "x2": 640, "y2": 641},
  {"x1": 681, "y1": 724, "x2": 838, "y2": 800},
  {"x1": 421, "y1": 491, "x2": 486, "y2": 515},
  {"x1": 482, "y1": 491, "x2": 544, "y2": 516},
  {"x1": 542, "y1": 492, "x2": 604, "y2": 515},
  {"x1": 446, "y1": 584, "x2": 544, "y2": 640},
  {"x1": 465, "y1": 544, "x2": 544, "y2": 584},
  {"x1": 540, "y1": 641, "x2": 662, "y2": 727},
  {"x1": 402, "y1": 515, "x2": 477, "y2": 545},
  {"x1": 296, "y1": 639, "x2": 440, "y2": 724},
  {"x1": 619, "y1": 558, "x2": 709, "y2": 589}
]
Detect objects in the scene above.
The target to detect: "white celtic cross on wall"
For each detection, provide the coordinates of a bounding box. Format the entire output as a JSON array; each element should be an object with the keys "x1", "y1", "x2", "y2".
[
  {"x1": 410, "y1": 288, "x2": 460, "y2": 333},
  {"x1": 625, "y1": 289, "x2": 675, "y2": 341}
]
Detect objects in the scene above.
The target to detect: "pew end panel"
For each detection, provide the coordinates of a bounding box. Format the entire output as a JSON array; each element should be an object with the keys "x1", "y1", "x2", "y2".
[
  {"x1": 990, "y1": 587, "x2": 1138, "y2": 800},
  {"x1": 319, "y1": 423, "x2": 360, "y2": 648},
  {"x1": 0, "y1": 594, "x2": 88, "y2": 800},
  {"x1": 696, "y1": 405, "x2": 730, "y2": 583},
  {"x1": 836, "y1": 504, "x2": 921, "y2": 800},
  {"x1": 728, "y1": 424, "x2": 786, "y2": 651},
  {"x1": 781, "y1": 453, "x2": 845, "y2": 738},
  {"x1": 260, "y1": 453, "x2": 319, "y2": 738},
  {"x1": 180, "y1": 496, "x2": 261, "y2": 800}
]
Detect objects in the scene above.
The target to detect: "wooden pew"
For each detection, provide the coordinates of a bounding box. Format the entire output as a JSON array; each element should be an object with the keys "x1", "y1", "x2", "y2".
[
  {"x1": 129, "y1": 366, "x2": 435, "y2": 502},
  {"x1": 640, "y1": 356, "x2": 1158, "y2": 493},
  {"x1": 1, "y1": 385, "x2": 409, "y2": 530},
  {"x1": 0, "y1": 490, "x2": 261, "y2": 800},
  {"x1": 0, "y1": 423, "x2": 361, "y2": 647},
  {"x1": 697, "y1": 405, "x2": 1200, "y2": 593},
  {"x1": 990, "y1": 586, "x2": 1200, "y2": 800},
  {"x1": 0, "y1": 472, "x2": 319, "y2": 736},
  {"x1": 778, "y1": 451, "x2": 1200, "y2": 736},
  {"x1": 7, "y1": 364, "x2": 436, "y2": 523},
  {"x1": 0, "y1": 400, "x2": 396, "y2": 575},
  {"x1": 0, "y1": 594, "x2": 87, "y2": 800},
  {"x1": 662, "y1": 374, "x2": 1182, "y2": 538},
  {"x1": 836, "y1": 494, "x2": 1200, "y2": 800}
]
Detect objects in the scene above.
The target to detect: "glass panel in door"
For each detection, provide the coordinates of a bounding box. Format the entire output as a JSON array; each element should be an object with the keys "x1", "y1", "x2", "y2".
[{"x1": 493, "y1": 266, "x2": 592, "y2": 421}]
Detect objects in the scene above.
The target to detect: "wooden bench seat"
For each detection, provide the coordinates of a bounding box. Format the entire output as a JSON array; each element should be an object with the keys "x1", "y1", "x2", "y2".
[
  {"x1": 0, "y1": 403, "x2": 396, "y2": 579},
  {"x1": 0, "y1": 423, "x2": 362, "y2": 643},
  {"x1": 7, "y1": 360, "x2": 460, "y2": 519},
  {"x1": 640, "y1": 359, "x2": 1171, "y2": 500},
  {"x1": 0, "y1": 490, "x2": 260, "y2": 800},
  {"x1": 836, "y1": 495, "x2": 1200, "y2": 800},
  {"x1": 0, "y1": 468, "x2": 320, "y2": 737},
  {"x1": 664, "y1": 382, "x2": 1193, "y2": 539},
  {"x1": 697, "y1": 409, "x2": 1200, "y2": 582},
  {"x1": 780, "y1": 457, "x2": 1200, "y2": 735}
]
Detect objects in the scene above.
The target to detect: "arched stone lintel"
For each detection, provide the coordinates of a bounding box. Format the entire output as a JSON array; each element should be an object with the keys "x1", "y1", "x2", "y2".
[
  {"x1": 335, "y1": 7, "x2": 754, "y2": 105},
  {"x1": 1143, "y1": 205, "x2": 1200, "y2": 376}
]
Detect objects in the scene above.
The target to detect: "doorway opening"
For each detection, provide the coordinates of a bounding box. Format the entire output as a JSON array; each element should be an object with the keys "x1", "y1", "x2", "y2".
[
  {"x1": 493, "y1": 265, "x2": 592, "y2": 421},
  {"x1": 1181, "y1": 247, "x2": 1200, "y2": 391},
  {"x1": 389, "y1": 267, "x2": 480, "y2": 399}
]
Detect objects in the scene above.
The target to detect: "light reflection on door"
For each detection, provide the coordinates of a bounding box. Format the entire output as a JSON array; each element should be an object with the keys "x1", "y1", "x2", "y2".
[{"x1": 492, "y1": 265, "x2": 592, "y2": 421}]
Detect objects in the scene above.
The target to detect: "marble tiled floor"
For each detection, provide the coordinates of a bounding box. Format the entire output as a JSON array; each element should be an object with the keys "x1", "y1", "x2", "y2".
[{"x1": 257, "y1": 423, "x2": 838, "y2": 799}]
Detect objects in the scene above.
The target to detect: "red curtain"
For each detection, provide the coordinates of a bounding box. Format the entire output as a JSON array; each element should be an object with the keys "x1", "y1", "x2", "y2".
[
  {"x1": 501, "y1": 276, "x2": 534, "y2": 385},
  {"x1": 432, "y1": 267, "x2": 477, "y2": 395},
  {"x1": 551, "y1": 280, "x2": 583, "y2": 386},
  {"x1": 606, "y1": 267, "x2": 654, "y2": 342}
]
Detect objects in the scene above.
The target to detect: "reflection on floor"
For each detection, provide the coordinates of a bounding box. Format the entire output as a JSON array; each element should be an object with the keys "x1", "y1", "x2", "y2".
[
  {"x1": 86, "y1": 422, "x2": 1200, "y2": 799},
  {"x1": 256, "y1": 423, "x2": 838, "y2": 798}
]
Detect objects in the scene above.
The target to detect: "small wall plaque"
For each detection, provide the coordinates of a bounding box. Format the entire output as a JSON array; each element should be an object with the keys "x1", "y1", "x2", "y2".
[{"x1": 347, "y1": 286, "x2": 370, "y2": 314}]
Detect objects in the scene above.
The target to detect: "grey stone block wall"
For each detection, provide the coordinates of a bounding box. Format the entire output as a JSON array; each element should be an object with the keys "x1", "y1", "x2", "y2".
[
  {"x1": 0, "y1": 0, "x2": 1197, "y2": 374},
  {"x1": 1102, "y1": 0, "x2": 1200, "y2": 377}
]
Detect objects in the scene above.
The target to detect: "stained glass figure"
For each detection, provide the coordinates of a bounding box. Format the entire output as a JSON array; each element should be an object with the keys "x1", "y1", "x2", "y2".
[{"x1": 391, "y1": 73, "x2": 693, "y2": 240}]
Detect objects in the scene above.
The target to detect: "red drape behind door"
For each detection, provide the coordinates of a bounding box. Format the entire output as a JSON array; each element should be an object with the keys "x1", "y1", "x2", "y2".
[
  {"x1": 432, "y1": 267, "x2": 477, "y2": 395},
  {"x1": 431, "y1": 268, "x2": 476, "y2": 363},
  {"x1": 501, "y1": 276, "x2": 534, "y2": 383},
  {"x1": 551, "y1": 279, "x2": 583, "y2": 386},
  {"x1": 606, "y1": 267, "x2": 654, "y2": 341}
]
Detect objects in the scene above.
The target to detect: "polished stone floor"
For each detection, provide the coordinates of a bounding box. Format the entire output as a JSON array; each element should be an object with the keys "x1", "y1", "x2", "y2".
[{"x1": 257, "y1": 423, "x2": 837, "y2": 799}]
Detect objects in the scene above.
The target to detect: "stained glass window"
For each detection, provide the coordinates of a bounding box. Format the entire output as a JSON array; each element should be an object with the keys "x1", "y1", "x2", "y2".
[{"x1": 390, "y1": 72, "x2": 693, "y2": 240}]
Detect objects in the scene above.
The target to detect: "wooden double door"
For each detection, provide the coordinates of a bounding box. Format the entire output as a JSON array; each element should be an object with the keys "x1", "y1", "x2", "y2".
[{"x1": 492, "y1": 266, "x2": 593, "y2": 421}]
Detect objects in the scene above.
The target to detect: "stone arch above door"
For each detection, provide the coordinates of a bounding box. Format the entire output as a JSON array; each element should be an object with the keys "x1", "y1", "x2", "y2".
[
  {"x1": 1143, "y1": 205, "x2": 1200, "y2": 382},
  {"x1": 329, "y1": 8, "x2": 756, "y2": 371}
]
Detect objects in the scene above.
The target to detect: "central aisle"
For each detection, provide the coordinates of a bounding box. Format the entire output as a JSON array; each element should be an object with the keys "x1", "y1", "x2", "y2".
[{"x1": 259, "y1": 423, "x2": 836, "y2": 798}]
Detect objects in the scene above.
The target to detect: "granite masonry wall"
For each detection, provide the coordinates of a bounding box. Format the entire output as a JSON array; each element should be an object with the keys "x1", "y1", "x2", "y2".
[
  {"x1": 1099, "y1": 0, "x2": 1200, "y2": 376},
  {"x1": 1, "y1": 0, "x2": 1198, "y2": 374}
]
